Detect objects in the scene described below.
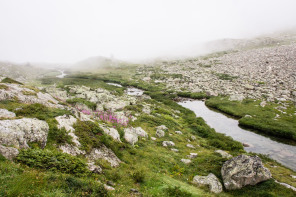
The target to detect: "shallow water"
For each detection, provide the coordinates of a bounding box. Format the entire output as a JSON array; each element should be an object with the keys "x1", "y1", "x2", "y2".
[
  {"x1": 179, "y1": 100, "x2": 296, "y2": 171},
  {"x1": 106, "y1": 82, "x2": 122, "y2": 87},
  {"x1": 56, "y1": 70, "x2": 67, "y2": 78},
  {"x1": 126, "y1": 87, "x2": 144, "y2": 96}
]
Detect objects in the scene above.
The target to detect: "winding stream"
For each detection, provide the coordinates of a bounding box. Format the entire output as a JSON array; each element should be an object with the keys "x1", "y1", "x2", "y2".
[
  {"x1": 56, "y1": 70, "x2": 67, "y2": 78},
  {"x1": 179, "y1": 100, "x2": 296, "y2": 171}
]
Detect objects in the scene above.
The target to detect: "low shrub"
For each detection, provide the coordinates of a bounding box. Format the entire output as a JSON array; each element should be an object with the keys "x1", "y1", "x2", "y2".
[
  {"x1": 15, "y1": 103, "x2": 71, "y2": 120},
  {"x1": 164, "y1": 186, "x2": 192, "y2": 197},
  {"x1": 16, "y1": 148, "x2": 90, "y2": 176},
  {"x1": 1, "y1": 77, "x2": 23, "y2": 85}
]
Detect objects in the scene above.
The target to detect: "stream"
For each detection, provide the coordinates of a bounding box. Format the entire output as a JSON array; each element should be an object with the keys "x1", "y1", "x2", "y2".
[
  {"x1": 179, "y1": 100, "x2": 296, "y2": 171},
  {"x1": 56, "y1": 70, "x2": 67, "y2": 78},
  {"x1": 98, "y1": 82, "x2": 296, "y2": 171}
]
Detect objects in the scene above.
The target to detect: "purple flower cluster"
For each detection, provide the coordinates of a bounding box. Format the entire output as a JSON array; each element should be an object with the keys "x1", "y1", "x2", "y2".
[{"x1": 79, "y1": 108, "x2": 131, "y2": 127}]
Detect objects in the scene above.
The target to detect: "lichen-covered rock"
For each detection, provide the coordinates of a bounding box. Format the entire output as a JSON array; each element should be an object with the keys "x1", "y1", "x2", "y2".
[
  {"x1": 0, "y1": 144, "x2": 19, "y2": 160},
  {"x1": 221, "y1": 155, "x2": 272, "y2": 190},
  {"x1": 175, "y1": 130, "x2": 183, "y2": 134},
  {"x1": 155, "y1": 129, "x2": 165, "y2": 138},
  {"x1": 87, "y1": 145, "x2": 121, "y2": 167},
  {"x1": 186, "y1": 144, "x2": 195, "y2": 149},
  {"x1": 59, "y1": 144, "x2": 86, "y2": 156},
  {"x1": 215, "y1": 150, "x2": 232, "y2": 159},
  {"x1": 123, "y1": 127, "x2": 148, "y2": 145},
  {"x1": 162, "y1": 141, "x2": 175, "y2": 147},
  {"x1": 193, "y1": 173, "x2": 223, "y2": 194},
  {"x1": 0, "y1": 83, "x2": 64, "y2": 109},
  {"x1": 181, "y1": 159, "x2": 191, "y2": 164},
  {"x1": 55, "y1": 115, "x2": 80, "y2": 146},
  {"x1": 0, "y1": 118, "x2": 49, "y2": 148},
  {"x1": 124, "y1": 129, "x2": 138, "y2": 145},
  {"x1": 87, "y1": 162, "x2": 102, "y2": 174},
  {"x1": 0, "y1": 108, "x2": 16, "y2": 119},
  {"x1": 101, "y1": 126, "x2": 121, "y2": 142},
  {"x1": 187, "y1": 153, "x2": 198, "y2": 159}
]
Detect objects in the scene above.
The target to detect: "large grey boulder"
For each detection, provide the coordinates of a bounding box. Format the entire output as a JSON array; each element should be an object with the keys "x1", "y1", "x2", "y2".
[
  {"x1": 0, "y1": 108, "x2": 16, "y2": 119},
  {"x1": 192, "y1": 173, "x2": 223, "y2": 194},
  {"x1": 221, "y1": 155, "x2": 272, "y2": 190},
  {"x1": 87, "y1": 145, "x2": 121, "y2": 167},
  {"x1": 0, "y1": 118, "x2": 49, "y2": 148},
  {"x1": 0, "y1": 144, "x2": 19, "y2": 160}
]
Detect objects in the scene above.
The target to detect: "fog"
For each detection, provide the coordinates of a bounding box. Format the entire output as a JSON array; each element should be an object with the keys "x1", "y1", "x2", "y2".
[{"x1": 0, "y1": 0, "x2": 296, "y2": 64}]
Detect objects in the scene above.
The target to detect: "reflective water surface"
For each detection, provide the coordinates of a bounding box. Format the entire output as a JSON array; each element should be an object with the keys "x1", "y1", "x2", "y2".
[{"x1": 179, "y1": 100, "x2": 296, "y2": 171}]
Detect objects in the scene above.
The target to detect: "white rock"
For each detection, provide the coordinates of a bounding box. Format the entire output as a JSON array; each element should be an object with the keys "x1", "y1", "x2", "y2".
[
  {"x1": 0, "y1": 118, "x2": 49, "y2": 148},
  {"x1": 171, "y1": 148, "x2": 179, "y2": 152},
  {"x1": 0, "y1": 108, "x2": 16, "y2": 119},
  {"x1": 175, "y1": 131, "x2": 183, "y2": 134},
  {"x1": 59, "y1": 144, "x2": 86, "y2": 156},
  {"x1": 186, "y1": 144, "x2": 195, "y2": 149},
  {"x1": 181, "y1": 159, "x2": 191, "y2": 164},
  {"x1": 0, "y1": 144, "x2": 19, "y2": 160},
  {"x1": 87, "y1": 162, "x2": 102, "y2": 174},
  {"x1": 193, "y1": 173, "x2": 223, "y2": 193},
  {"x1": 215, "y1": 150, "x2": 232, "y2": 159},
  {"x1": 104, "y1": 184, "x2": 115, "y2": 191},
  {"x1": 101, "y1": 126, "x2": 121, "y2": 142},
  {"x1": 162, "y1": 141, "x2": 175, "y2": 147},
  {"x1": 188, "y1": 153, "x2": 198, "y2": 159},
  {"x1": 87, "y1": 145, "x2": 121, "y2": 167}
]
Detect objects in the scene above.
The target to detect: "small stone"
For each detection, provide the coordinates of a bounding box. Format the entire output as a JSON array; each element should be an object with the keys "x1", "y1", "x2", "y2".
[
  {"x1": 187, "y1": 153, "x2": 198, "y2": 158},
  {"x1": 156, "y1": 129, "x2": 165, "y2": 138},
  {"x1": 104, "y1": 184, "x2": 115, "y2": 191},
  {"x1": 107, "y1": 180, "x2": 115, "y2": 186},
  {"x1": 290, "y1": 175, "x2": 296, "y2": 179},
  {"x1": 163, "y1": 141, "x2": 175, "y2": 147},
  {"x1": 214, "y1": 150, "x2": 232, "y2": 159},
  {"x1": 175, "y1": 130, "x2": 183, "y2": 134},
  {"x1": 191, "y1": 136, "x2": 196, "y2": 141},
  {"x1": 171, "y1": 148, "x2": 179, "y2": 152},
  {"x1": 186, "y1": 144, "x2": 195, "y2": 149},
  {"x1": 181, "y1": 159, "x2": 191, "y2": 164},
  {"x1": 151, "y1": 137, "x2": 156, "y2": 141}
]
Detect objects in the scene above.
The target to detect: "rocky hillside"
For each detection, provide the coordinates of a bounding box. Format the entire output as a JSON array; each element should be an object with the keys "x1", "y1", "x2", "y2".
[{"x1": 0, "y1": 74, "x2": 295, "y2": 196}]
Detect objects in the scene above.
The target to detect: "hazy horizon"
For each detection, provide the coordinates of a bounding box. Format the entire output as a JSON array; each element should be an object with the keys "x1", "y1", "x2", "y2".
[{"x1": 1, "y1": 0, "x2": 296, "y2": 64}]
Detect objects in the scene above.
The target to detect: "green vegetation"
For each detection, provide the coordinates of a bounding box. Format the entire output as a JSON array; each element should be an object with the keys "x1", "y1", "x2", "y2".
[
  {"x1": 16, "y1": 148, "x2": 90, "y2": 176},
  {"x1": 0, "y1": 65, "x2": 295, "y2": 196},
  {"x1": 67, "y1": 98, "x2": 97, "y2": 110},
  {"x1": 214, "y1": 73, "x2": 238, "y2": 81},
  {"x1": 22, "y1": 90, "x2": 37, "y2": 96},
  {"x1": 206, "y1": 97, "x2": 296, "y2": 142},
  {"x1": 1, "y1": 77, "x2": 23, "y2": 85},
  {"x1": 15, "y1": 103, "x2": 71, "y2": 120},
  {"x1": 177, "y1": 91, "x2": 210, "y2": 99},
  {"x1": 73, "y1": 120, "x2": 104, "y2": 153},
  {"x1": 0, "y1": 84, "x2": 8, "y2": 90},
  {"x1": 0, "y1": 160, "x2": 108, "y2": 196}
]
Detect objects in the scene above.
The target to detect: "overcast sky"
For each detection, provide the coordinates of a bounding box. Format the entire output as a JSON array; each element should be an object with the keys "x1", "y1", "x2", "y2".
[{"x1": 0, "y1": 0, "x2": 296, "y2": 63}]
